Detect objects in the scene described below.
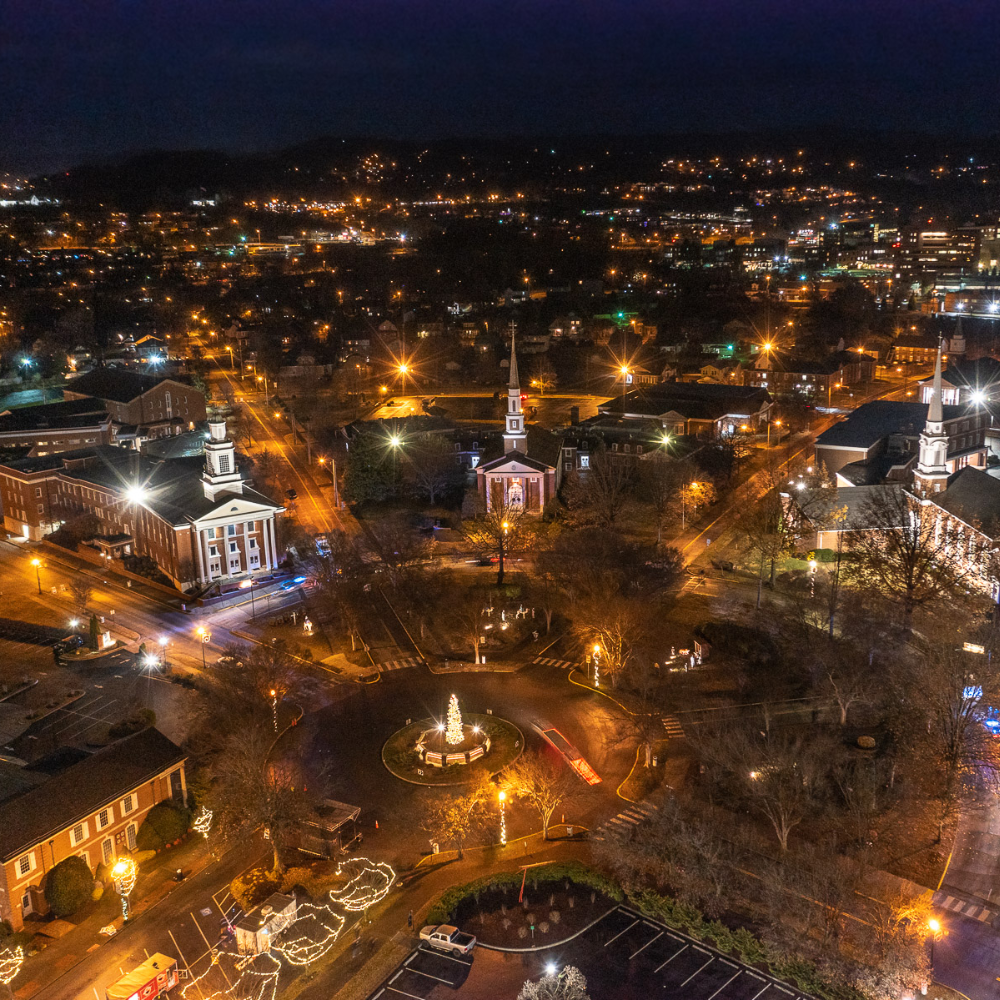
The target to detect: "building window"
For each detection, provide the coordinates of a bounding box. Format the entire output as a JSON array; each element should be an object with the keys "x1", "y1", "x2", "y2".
[
  {"x1": 98, "y1": 807, "x2": 112, "y2": 829},
  {"x1": 17, "y1": 853, "x2": 34, "y2": 877},
  {"x1": 580, "y1": 455, "x2": 590, "y2": 469},
  {"x1": 71, "y1": 821, "x2": 88, "y2": 846},
  {"x1": 34, "y1": 487, "x2": 42, "y2": 498},
  {"x1": 228, "y1": 524, "x2": 236, "y2": 536},
  {"x1": 209, "y1": 546, "x2": 218, "y2": 557},
  {"x1": 229, "y1": 542, "x2": 238, "y2": 554},
  {"x1": 249, "y1": 539, "x2": 257, "y2": 550},
  {"x1": 127, "y1": 824, "x2": 137, "y2": 851},
  {"x1": 246, "y1": 521, "x2": 255, "y2": 532},
  {"x1": 121, "y1": 794, "x2": 134, "y2": 814},
  {"x1": 102, "y1": 839, "x2": 114, "y2": 865},
  {"x1": 219, "y1": 454, "x2": 231, "y2": 474}
]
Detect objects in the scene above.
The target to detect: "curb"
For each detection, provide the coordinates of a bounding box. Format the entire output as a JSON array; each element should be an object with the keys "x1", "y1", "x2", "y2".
[
  {"x1": 476, "y1": 906, "x2": 616, "y2": 953},
  {"x1": 566, "y1": 669, "x2": 657, "y2": 717}
]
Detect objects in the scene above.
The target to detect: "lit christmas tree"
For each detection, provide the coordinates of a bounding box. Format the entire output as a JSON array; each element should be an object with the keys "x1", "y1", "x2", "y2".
[{"x1": 446, "y1": 693, "x2": 463, "y2": 745}]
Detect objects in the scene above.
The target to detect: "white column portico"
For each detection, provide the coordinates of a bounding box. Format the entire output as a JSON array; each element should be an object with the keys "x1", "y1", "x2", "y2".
[
  {"x1": 192, "y1": 526, "x2": 204, "y2": 584},
  {"x1": 267, "y1": 517, "x2": 278, "y2": 571},
  {"x1": 202, "y1": 529, "x2": 213, "y2": 582},
  {"x1": 261, "y1": 517, "x2": 272, "y2": 572}
]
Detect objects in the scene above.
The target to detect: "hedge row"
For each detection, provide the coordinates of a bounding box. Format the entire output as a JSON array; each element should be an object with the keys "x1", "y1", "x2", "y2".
[
  {"x1": 426, "y1": 861, "x2": 622, "y2": 925},
  {"x1": 628, "y1": 888, "x2": 863, "y2": 1000}
]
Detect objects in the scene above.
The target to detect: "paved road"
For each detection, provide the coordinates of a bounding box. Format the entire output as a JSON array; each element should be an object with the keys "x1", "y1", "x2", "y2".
[{"x1": 26, "y1": 841, "x2": 266, "y2": 1000}]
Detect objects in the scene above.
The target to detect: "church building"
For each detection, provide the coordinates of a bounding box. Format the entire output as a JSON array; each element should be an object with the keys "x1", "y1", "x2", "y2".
[{"x1": 475, "y1": 337, "x2": 559, "y2": 513}]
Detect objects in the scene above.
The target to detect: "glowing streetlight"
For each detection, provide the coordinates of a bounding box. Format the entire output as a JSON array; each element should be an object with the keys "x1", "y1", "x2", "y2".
[
  {"x1": 194, "y1": 626, "x2": 211, "y2": 669},
  {"x1": 111, "y1": 856, "x2": 137, "y2": 922},
  {"x1": 125, "y1": 485, "x2": 148, "y2": 506},
  {"x1": 389, "y1": 435, "x2": 401, "y2": 447},
  {"x1": 927, "y1": 917, "x2": 944, "y2": 965},
  {"x1": 498, "y1": 790, "x2": 507, "y2": 845},
  {"x1": 30, "y1": 558, "x2": 41, "y2": 594}
]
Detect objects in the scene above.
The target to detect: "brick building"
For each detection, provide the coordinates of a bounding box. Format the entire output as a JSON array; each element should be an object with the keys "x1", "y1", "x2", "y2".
[
  {"x1": 0, "y1": 421, "x2": 285, "y2": 590},
  {"x1": 0, "y1": 728, "x2": 186, "y2": 931},
  {"x1": 62, "y1": 367, "x2": 206, "y2": 441},
  {"x1": 0, "y1": 398, "x2": 114, "y2": 456}
]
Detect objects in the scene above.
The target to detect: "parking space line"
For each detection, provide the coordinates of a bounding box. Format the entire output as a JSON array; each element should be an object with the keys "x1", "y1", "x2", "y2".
[
  {"x1": 603, "y1": 918, "x2": 639, "y2": 947},
  {"x1": 629, "y1": 929, "x2": 662, "y2": 959},
  {"x1": 408, "y1": 967, "x2": 456, "y2": 986},
  {"x1": 416, "y1": 948, "x2": 471, "y2": 967},
  {"x1": 654, "y1": 943, "x2": 687, "y2": 972},
  {"x1": 706, "y1": 968, "x2": 742, "y2": 999},
  {"x1": 748, "y1": 983, "x2": 772, "y2": 1000},
  {"x1": 386, "y1": 986, "x2": 426, "y2": 1000},
  {"x1": 678, "y1": 955, "x2": 715, "y2": 988}
]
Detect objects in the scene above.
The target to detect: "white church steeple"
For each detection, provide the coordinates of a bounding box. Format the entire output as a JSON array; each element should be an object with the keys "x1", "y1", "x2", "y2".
[
  {"x1": 503, "y1": 334, "x2": 528, "y2": 455},
  {"x1": 914, "y1": 339, "x2": 950, "y2": 494},
  {"x1": 202, "y1": 419, "x2": 244, "y2": 501}
]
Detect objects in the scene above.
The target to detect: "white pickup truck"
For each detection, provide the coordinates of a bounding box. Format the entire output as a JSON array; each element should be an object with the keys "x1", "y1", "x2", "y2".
[{"x1": 419, "y1": 924, "x2": 477, "y2": 955}]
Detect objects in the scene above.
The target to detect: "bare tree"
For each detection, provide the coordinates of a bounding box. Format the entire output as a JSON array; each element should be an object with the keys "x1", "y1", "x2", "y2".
[
  {"x1": 443, "y1": 583, "x2": 491, "y2": 663},
  {"x1": 518, "y1": 966, "x2": 589, "y2": 1000},
  {"x1": 562, "y1": 450, "x2": 636, "y2": 529},
  {"x1": 367, "y1": 514, "x2": 431, "y2": 589},
  {"x1": 419, "y1": 776, "x2": 493, "y2": 858},
  {"x1": 464, "y1": 497, "x2": 534, "y2": 585},
  {"x1": 504, "y1": 751, "x2": 576, "y2": 840},
  {"x1": 68, "y1": 576, "x2": 93, "y2": 615},
  {"x1": 406, "y1": 434, "x2": 463, "y2": 505},
  {"x1": 849, "y1": 486, "x2": 985, "y2": 627},
  {"x1": 572, "y1": 594, "x2": 650, "y2": 689},
  {"x1": 211, "y1": 718, "x2": 309, "y2": 874}
]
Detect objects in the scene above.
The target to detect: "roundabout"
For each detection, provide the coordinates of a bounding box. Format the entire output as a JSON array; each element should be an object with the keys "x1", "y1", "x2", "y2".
[{"x1": 382, "y1": 695, "x2": 524, "y2": 786}]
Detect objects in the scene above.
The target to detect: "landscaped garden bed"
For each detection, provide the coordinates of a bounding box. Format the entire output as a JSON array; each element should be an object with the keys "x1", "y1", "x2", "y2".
[{"x1": 427, "y1": 862, "x2": 622, "y2": 950}]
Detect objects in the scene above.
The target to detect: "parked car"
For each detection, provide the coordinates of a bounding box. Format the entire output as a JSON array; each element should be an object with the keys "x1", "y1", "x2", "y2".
[
  {"x1": 285, "y1": 488, "x2": 298, "y2": 500},
  {"x1": 419, "y1": 924, "x2": 476, "y2": 955},
  {"x1": 315, "y1": 535, "x2": 331, "y2": 557}
]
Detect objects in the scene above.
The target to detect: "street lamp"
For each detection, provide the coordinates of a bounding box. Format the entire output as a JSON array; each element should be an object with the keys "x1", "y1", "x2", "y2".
[
  {"x1": 498, "y1": 790, "x2": 507, "y2": 846},
  {"x1": 30, "y1": 558, "x2": 41, "y2": 594},
  {"x1": 195, "y1": 626, "x2": 211, "y2": 668},
  {"x1": 240, "y1": 576, "x2": 257, "y2": 617},
  {"x1": 767, "y1": 419, "x2": 781, "y2": 449},
  {"x1": 111, "y1": 857, "x2": 137, "y2": 922},
  {"x1": 927, "y1": 917, "x2": 943, "y2": 966}
]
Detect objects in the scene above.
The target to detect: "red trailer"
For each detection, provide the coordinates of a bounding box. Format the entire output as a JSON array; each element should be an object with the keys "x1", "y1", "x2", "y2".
[{"x1": 105, "y1": 954, "x2": 179, "y2": 1000}]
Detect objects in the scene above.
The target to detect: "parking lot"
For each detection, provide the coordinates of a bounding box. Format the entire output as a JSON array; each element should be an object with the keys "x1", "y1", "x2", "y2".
[{"x1": 368, "y1": 907, "x2": 814, "y2": 1000}]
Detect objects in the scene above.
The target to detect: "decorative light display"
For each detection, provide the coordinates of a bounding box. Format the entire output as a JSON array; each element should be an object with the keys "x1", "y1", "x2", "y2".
[
  {"x1": 0, "y1": 946, "x2": 24, "y2": 986},
  {"x1": 275, "y1": 901, "x2": 345, "y2": 965},
  {"x1": 498, "y1": 790, "x2": 507, "y2": 846},
  {"x1": 193, "y1": 806, "x2": 213, "y2": 837},
  {"x1": 111, "y1": 856, "x2": 138, "y2": 921},
  {"x1": 445, "y1": 693, "x2": 463, "y2": 746},
  {"x1": 179, "y1": 858, "x2": 397, "y2": 1000},
  {"x1": 330, "y1": 857, "x2": 396, "y2": 911}
]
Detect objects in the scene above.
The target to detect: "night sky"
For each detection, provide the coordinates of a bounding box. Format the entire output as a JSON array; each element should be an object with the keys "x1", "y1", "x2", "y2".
[{"x1": 3, "y1": 0, "x2": 998, "y2": 172}]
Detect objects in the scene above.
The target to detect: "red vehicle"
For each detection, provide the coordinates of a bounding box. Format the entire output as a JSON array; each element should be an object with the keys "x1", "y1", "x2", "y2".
[{"x1": 106, "y1": 954, "x2": 179, "y2": 1000}]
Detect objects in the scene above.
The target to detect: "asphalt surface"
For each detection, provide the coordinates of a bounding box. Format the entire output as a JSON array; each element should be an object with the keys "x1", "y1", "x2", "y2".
[
  {"x1": 296, "y1": 661, "x2": 630, "y2": 860},
  {"x1": 367, "y1": 906, "x2": 817, "y2": 1000}
]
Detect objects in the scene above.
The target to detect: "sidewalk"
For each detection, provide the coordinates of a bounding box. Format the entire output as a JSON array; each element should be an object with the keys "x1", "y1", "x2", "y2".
[{"x1": 16, "y1": 835, "x2": 214, "y2": 999}]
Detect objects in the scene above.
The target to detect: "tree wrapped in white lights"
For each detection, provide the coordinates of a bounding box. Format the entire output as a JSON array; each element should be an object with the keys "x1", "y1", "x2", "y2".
[
  {"x1": 0, "y1": 946, "x2": 24, "y2": 986},
  {"x1": 445, "y1": 693, "x2": 463, "y2": 745}
]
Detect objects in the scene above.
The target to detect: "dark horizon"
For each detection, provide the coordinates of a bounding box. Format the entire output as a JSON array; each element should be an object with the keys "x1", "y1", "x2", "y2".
[{"x1": 4, "y1": 0, "x2": 999, "y2": 175}]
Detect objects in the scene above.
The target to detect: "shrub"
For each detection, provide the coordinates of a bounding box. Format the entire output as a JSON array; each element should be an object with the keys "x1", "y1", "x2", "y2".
[
  {"x1": 426, "y1": 862, "x2": 622, "y2": 925},
  {"x1": 232, "y1": 867, "x2": 280, "y2": 912},
  {"x1": 91, "y1": 884, "x2": 104, "y2": 902},
  {"x1": 45, "y1": 856, "x2": 93, "y2": 917},
  {"x1": 136, "y1": 801, "x2": 190, "y2": 851},
  {"x1": 108, "y1": 709, "x2": 156, "y2": 740}
]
